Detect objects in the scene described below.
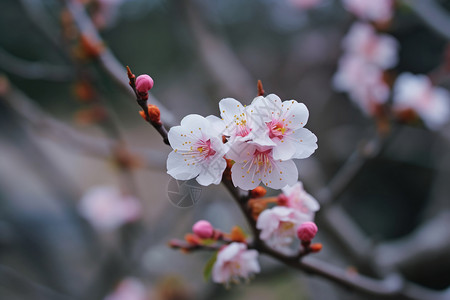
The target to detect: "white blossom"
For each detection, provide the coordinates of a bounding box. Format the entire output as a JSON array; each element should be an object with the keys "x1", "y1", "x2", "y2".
[
  {"x1": 212, "y1": 242, "x2": 260, "y2": 284},
  {"x1": 167, "y1": 114, "x2": 229, "y2": 186},
  {"x1": 281, "y1": 181, "x2": 320, "y2": 219},
  {"x1": 342, "y1": 0, "x2": 394, "y2": 23}
]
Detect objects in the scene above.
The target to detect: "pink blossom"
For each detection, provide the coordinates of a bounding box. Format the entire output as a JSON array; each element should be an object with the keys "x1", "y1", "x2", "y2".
[
  {"x1": 192, "y1": 220, "x2": 214, "y2": 239},
  {"x1": 167, "y1": 114, "x2": 229, "y2": 186},
  {"x1": 212, "y1": 242, "x2": 260, "y2": 284},
  {"x1": 256, "y1": 206, "x2": 310, "y2": 254},
  {"x1": 78, "y1": 186, "x2": 141, "y2": 231},
  {"x1": 136, "y1": 75, "x2": 154, "y2": 93},
  {"x1": 281, "y1": 181, "x2": 320, "y2": 218},
  {"x1": 227, "y1": 143, "x2": 298, "y2": 190},
  {"x1": 297, "y1": 221, "x2": 318, "y2": 242},
  {"x1": 342, "y1": 0, "x2": 394, "y2": 23},
  {"x1": 333, "y1": 55, "x2": 389, "y2": 115},
  {"x1": 104, "y1": 277, "x2": 147, "y2": 300},
  {"x1": 251, "y1": 94, "x2": 318, "y2": 161},
  {"x1": 393, "y1": 73, "x2": 450, "y2": 130},
  {"x1": 343, "y1": 22, "x2": 399, "y2": 70}
]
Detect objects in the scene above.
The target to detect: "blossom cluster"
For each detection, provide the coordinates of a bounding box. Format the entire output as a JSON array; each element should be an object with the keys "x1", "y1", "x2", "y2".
[
  {"x1": 166, "y1": 94, "x2": 318, "y2": 190},
  {"x1": 333, "y1": 22, "x2": 399, "y2": 115},
  {"x1": 172, "y1": 181, "x2": 320, "y2": 285}
]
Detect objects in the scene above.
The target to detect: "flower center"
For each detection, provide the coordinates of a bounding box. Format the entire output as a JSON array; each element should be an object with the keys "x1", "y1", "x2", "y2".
[
  {"x1": 268, "y1": 120, "x2": 286, "y2": 139},
  {"x1": 196, "y1": 139, "x2": 216, "y2": 158}
]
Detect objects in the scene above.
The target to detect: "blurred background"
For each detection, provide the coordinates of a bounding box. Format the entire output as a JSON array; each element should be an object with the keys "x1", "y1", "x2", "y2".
[{"x1": 0, "y1": 0, "x2": 450, "y2": 299}]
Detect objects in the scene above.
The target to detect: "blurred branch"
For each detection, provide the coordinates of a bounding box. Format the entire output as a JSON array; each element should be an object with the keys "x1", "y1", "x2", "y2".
[
  {"x1": 374, "y1": 211, "x2": 450, "y2": 272},
  {"x1": 181, "y1": 0, "x2": 255, "y2": 100},
  {"x1": 403, "y1": 0, "x2": 450, "y2": 40},
  {"x1": 61, "y1": 0, "x2": 177, "y2": 126},
  {"x1": 0, "y1": 82, "x2": 166, "y2": 170},
  {"x1": 18, "y1": 0, "x2": 73, "y2": 63},
  {"x1": 0, "y1": 265, "x2": 71, "y2": 300},
  {"x1": 0, "y1": 48, "x2": 74, "y2": 82}
]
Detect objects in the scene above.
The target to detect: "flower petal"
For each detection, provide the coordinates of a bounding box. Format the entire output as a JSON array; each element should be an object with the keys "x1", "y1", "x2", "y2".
[
  {"x1": 167, "y1": 151, "x2": 201, "y2": 180},
  {"x1": 287, "y1": 128, "x2": 318, "y2": 159}
]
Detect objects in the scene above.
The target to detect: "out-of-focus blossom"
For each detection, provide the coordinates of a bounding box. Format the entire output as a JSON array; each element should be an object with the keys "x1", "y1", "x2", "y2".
[
  {"x1": 393, "y1": 73, "x2": 450, "y2": 130},
  {"x1": 343, "y1": 22, "x2": 399, "y2": 70},
  {"x1": 78, "y1": 186, "x2": 141, "y2": 231},
  {"x1": 333, "y1": 55, "x2": 390, "y2": 115},
  {"x1": 297, "y1": 221, "x2": 318, "y2": 242},
  {"x1": 251, "y1": 94, "x2": 318, "y2": 160},
  {"x1": 288, "y1": 0, "x2": 322, "y2": 10},
  {"x1": 167, "y1": 114, "x2": 229, "y2": 186},
  {"x1": 192, "y1": 220, "x2": 214, "y2": 239},
  {"x1": 280, "y1": 181, "x2": 320, "y2": 218},
  {"x1": 104, "y1": 277, "x2": 148, "y2": 300},
  {"x1": 227, "y1": 143, "x2": 298, "y2": 190},
  {"x1": 256, "y1": 206, "x2": 310, "y2": 254},
  {"x1": 342, "y1": 0, "x2": 394, "y2": 23},
  {"x1": 212, "y1": 242, "x2": 260, "y2": 284}
]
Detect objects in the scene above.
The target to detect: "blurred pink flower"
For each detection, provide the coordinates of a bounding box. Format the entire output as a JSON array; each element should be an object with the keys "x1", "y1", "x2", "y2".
[
  {"x1": 342, "y1": 0, "x2": 394, "y2": 23},
  {"x1": 256, "y1": 206, "x2": 310, "y2": 254},
  {"x1": 104, "y1": 277, "x2": 148, "y2": 300},
  {"x1": 333, "y1": 55, "x2": 389, "y2": 115},
  {"x1": 78, "y1": 186, "x2": 141, "y2": 231},
  {"x1": 281, "y1": 181, "x2": 320, "y2": 218},
  {"x1": 288, "y1": 0, "x2": 322, "y2": 10},
  {"x1": 212, "y1": 242, "x2": 260, "y2": 284},
  {"x1": 343, "y1": 22, "x2": 399, "y2": 70},
  {"x1": 393, "y1": 73, "x2": 450, "y2": 130}
]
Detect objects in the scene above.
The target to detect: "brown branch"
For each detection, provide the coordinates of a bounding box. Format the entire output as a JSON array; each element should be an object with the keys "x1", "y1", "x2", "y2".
[{"x1": 127, "y1": 66, "x2": 170, "y2": 145}]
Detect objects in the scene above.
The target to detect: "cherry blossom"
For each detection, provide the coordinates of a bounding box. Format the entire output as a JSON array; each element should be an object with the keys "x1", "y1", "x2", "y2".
[
  {"x1": 251, "y1": 94, "x2": 318, "y2": 160},
  {"x1": 333, "y1": 55, "x2": 389, "y2": 115},
  {"x1": 280, "y1": 181, "x2": 320, "y2": 218},
  {"x1": 216, "y1": 97, "x2": 272, "y2": 147},
  {"x1": 342, "y1": 0, "x2": 394, "y2": 23},
  {"x1": 256, "y1": 206, "x2": 310, "y2": 254},
  {"x1": 227, "y1": 143, "x2": 298, "y2": 190},
  {"x1": 167, "y1": 114, "x2": 229, "y2": 186},
  {"x1": 393, "y1": 73, "x2": 450, "y2": 130},
  {"x1": 343, "y1": 22, "x2": 399, "y2": 70},
  {"x1": 212, "y1": 242, "x2": 260, "y2": 284},
  {"x1": 104, "y1": 277, "x2": 147, "y2": 300},
  {"x1": 78, "y1": 186, "x2": 141, "y2": 231}
]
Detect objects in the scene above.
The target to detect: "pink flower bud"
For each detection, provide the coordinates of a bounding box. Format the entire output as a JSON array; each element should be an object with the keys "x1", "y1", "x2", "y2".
[
  {"x1": 297, "y1": 222, "x2": 318, "y2": 242},
  {"x1": 135, "y1": 75, "x2": 154, "y2": 94},
  {"x1": 192, "y1": 220, "x2": 214, "y2": 239}
]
